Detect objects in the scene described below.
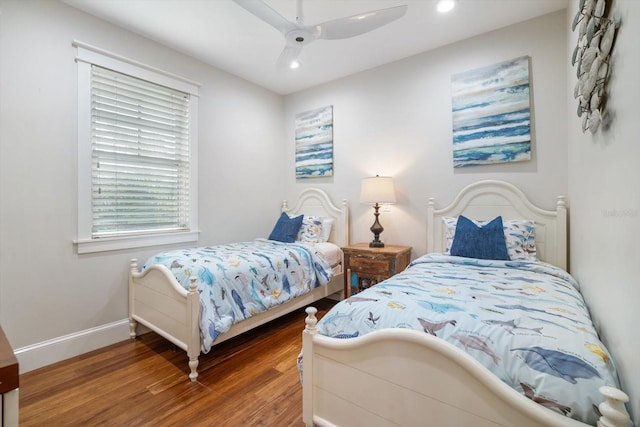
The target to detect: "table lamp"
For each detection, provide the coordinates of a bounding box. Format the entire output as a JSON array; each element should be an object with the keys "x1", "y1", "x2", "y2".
[{"x1": 360, "y1": 175, "x2": 396, "y2": 248}]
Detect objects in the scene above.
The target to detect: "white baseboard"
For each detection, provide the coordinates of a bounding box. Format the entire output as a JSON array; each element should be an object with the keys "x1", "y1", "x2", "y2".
[
  {"x1": 14, "y1": 290, "x2": 334, "y2": 373},
  {"x1": 14, "y1": 319, "x2": 140, "y2": 374}
]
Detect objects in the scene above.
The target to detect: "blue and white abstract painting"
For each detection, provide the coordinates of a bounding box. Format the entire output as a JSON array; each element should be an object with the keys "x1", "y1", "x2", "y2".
[
  {"x1": 295, "y1": 105, "x2": 333, "y2": 178},
  {"x1": 451, "y1": 56, "x2": 532, "y2": 168}
]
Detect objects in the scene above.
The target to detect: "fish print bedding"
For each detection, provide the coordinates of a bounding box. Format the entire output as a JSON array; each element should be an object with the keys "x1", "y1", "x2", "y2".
[
  {"x1": 143, "y1": 239, "x2": 334, "y2": 353},
  {"x1": 316, "y1": 254, "x2": 623, "y2": 425}
]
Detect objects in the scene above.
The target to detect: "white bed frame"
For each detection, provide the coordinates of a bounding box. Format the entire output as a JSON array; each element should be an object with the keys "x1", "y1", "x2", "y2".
[
  {"x1": 427, "y1": 180, "x2": 568, "y2": 271},
  {"x1": 129, "y1": 188, "x2": 349, "y2": 382},
  {"x1": 302, "y1": 180, "x2": 630, "y2": 427}
]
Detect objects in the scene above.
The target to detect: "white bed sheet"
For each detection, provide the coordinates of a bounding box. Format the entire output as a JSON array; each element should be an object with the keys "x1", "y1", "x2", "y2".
[{"x1": 310, "y1": 242, "x2": 342, "y2": 274}]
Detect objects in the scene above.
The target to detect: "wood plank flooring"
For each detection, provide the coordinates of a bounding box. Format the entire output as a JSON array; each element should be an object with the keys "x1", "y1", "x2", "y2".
[{"x1": 19, "y1": 298, "x2": 337, "y2": 426}]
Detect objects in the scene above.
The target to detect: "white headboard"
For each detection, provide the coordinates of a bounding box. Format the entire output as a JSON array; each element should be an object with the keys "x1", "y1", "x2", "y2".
[
  {"x1": 427, "y1": 180, "x2": 568, "y2": 270},
  {"x1": 281, "y1": 188, "x2": 349, "y2": 248}
]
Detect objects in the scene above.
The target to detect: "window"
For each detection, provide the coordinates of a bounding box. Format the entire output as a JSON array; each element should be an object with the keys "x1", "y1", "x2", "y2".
[
  {"x1": 91, "y1": 66, "x2": 191, "y2": 237},
  {"x1": 75, "y1": 41, "x2": 200, "y2": 254}
]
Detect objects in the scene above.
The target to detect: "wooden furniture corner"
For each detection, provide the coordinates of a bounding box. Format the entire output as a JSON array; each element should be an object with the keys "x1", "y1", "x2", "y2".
[{"x1": 0, "y1": 326, "x2": 19, "y2": 427}]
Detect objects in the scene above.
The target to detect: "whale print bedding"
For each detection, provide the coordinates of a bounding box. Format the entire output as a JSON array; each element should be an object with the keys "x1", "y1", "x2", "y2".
[
  {"x1": 316, "y1": 254, "x2": 623, "y2": 425},
  {"x1": 143, "y1": 239, "x2": 334, "y2": 353}
]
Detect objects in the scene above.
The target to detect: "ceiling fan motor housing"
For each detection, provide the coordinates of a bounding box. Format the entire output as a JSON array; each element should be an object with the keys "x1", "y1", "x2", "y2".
[{"x1": 286, "y1": 28, "x2": 316, "y2": 46}]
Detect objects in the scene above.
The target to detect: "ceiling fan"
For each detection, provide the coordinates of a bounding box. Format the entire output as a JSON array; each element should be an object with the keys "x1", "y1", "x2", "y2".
[{"x1": 233, "y1": 0, "x2": 408, "y2": 69}]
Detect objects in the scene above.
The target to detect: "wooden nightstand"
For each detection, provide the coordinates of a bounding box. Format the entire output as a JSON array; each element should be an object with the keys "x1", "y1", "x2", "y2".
[{"x1": 342, "y1": 243, "x2": 412, "y2": 297}]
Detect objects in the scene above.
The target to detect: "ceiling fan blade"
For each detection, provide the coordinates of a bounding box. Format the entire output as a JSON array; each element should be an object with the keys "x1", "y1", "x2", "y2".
[
  {"x1": 317, "y1": 4, "x2": 408, "y2": 40},
  {"x1": 276, "y1": 45, "x2": 303, "y2": 70},
  {"x1": 233, "y1": 0, "x2": 297, "y2": 35}
]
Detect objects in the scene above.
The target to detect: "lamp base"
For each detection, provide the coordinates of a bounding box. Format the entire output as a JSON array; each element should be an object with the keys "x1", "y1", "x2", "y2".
[
  {"x1": 369, "y1": 203, "x2": 385, "y2": 248},
  {"x1": 369, "y1": 239, "x2": 385, "y2": 248}
]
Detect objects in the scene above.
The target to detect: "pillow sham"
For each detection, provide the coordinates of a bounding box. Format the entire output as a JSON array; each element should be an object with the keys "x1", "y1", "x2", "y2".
[
  {"x1": 449, "y1": 215, "x2": 510, "y2": 260},
  {"x1": 295, "y1": 215, "x2": 324, "y2": 243},
  {"x1": 503, "y1": 219, "x2": 536, "y2": 261},
  {"x1": 443, "y1": 216, "x2": 536, "y2": 261},
  {"x1": 269, "y1": 212, "x2": 303, "y2": 243}
]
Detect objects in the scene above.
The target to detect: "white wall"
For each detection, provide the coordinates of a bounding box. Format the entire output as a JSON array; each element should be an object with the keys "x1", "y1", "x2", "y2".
[
  {"x1": 0, "y1": 0, "x2": 285, "y2": 371},
  {"x1": 284, "y1": 11, "x2": 568, "y2": 258},
  {"x1": 567, "y1": 0, "x2": 640, "y2": 424}
]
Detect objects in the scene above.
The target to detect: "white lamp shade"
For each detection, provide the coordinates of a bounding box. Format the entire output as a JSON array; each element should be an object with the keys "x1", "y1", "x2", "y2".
[{"x1": 360, "y1": 176, "x2": 396, "y2": 204}]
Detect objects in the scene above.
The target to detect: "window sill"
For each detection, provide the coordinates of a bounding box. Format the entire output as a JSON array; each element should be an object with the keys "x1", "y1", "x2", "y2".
[{"x1": 74, "y1": 231, "x2": 200, "y2": 254}]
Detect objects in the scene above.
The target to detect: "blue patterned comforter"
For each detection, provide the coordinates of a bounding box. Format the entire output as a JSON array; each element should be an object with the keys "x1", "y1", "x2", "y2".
[
  {"x1": 143, "y1": 239, "x2": 333, "y2": 353},
  {"x1": 316, "y1": 254, "x2": 624, "y2": 425}
]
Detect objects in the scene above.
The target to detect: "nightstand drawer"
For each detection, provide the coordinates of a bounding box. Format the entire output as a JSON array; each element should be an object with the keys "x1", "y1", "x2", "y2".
[{"x1": 349, "y1": 257, "x2": 389, "y2": 274}]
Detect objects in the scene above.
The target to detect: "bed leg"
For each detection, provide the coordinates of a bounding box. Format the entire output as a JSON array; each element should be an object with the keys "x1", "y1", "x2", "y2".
[
  {"x1": 129, "y1": 318, "x2": 137, "y2": 340},
  {"x1": 597, "y1": 386, "x2": 631, "y2": 427},
  {"x1": 188, "y1": 357, "x2": 199, "y2": 382},
  {"x1": 129, "y1": 258, "x2": 138, "y2": 339},
  {"x1": 186, "y1": 277, "x2": 200, "y2": 382}
]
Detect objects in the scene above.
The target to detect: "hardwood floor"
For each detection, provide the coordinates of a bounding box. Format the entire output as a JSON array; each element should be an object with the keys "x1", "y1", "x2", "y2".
[{"x1": 19, "y1": 298, "x2": 337, "y2": 426}]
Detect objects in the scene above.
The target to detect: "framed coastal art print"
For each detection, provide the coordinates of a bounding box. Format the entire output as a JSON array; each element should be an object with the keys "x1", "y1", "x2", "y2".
[
  {"x1": 295, "y1": 105, "x2": 333, "y2": 178},
  {"x1": 451, "y1": 56, "x2": 532, "y2": 168}
]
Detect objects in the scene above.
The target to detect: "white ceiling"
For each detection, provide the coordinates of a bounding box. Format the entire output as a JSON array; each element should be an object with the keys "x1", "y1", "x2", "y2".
[{"x1": 62, "y1": 0, "x2": 568, "y2": 95}]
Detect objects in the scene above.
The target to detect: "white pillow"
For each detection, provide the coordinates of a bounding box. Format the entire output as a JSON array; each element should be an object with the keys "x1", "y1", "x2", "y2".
[
  {"x1": 318, "y1": 218, "x2": 334, "y2": 242},
  {"x1": 443, "y1": 216, "x2": 536, "y2": 261}
]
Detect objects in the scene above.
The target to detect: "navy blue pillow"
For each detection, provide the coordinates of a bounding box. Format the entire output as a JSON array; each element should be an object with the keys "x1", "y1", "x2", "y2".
[
  {"x1": 268, "y1": 212, "x2": 303, "y2": 243},
  {"x1": 450, "y1": 215, "x2": 510, "y2": 260}
]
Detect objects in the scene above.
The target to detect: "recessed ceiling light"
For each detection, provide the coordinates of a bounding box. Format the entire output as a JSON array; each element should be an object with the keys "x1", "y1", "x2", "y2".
[
  {"x1": 436, "y1": 0, "x2": 456, "y2": 13},
  {"x1": 290, "y1": 60, "x2": 301, "y2": 69}
]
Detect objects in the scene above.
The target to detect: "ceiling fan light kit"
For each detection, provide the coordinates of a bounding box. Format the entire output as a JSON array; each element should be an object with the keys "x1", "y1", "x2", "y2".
[
  {"x1": 233, "y1": 0, "x2": 408, "y2": 70},
  {"x1": 436, "y1": 0, "x2": 456, "y2": 14}
]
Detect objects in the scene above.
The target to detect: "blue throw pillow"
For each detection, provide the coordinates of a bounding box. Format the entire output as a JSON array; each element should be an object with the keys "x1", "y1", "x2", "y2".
[
  {"x1": 268, "y1": 212, "x2": 303, "y2": 243},
  {"x1": 450, "y1": 215, "x2": 510, "y2": 260}
]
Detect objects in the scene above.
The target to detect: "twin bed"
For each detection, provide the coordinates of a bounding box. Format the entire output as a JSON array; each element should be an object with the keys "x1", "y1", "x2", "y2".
[
  {"x1": 128, "y1": 188, "x2": 348, "y2": 381},
  {"x1": 301, "y1": 180, "x2": 631, "y2": 427}
]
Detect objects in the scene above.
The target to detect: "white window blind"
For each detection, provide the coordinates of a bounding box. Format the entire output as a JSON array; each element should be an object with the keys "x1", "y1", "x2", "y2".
[{"x1": 91, "y1": 65, "x2": 191, "y2": 238}]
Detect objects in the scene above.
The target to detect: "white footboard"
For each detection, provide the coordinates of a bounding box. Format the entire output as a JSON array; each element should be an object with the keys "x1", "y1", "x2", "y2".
[
  {"x1": 129, "y1": 259, "x2": 201, "y2": 381},
  {"x1": 302, "y1": 307, "x2": 630, "y2": 427}
]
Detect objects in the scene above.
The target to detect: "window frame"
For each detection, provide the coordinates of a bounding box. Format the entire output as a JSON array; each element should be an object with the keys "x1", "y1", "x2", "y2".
[{"x1": 74, "y1": 41, "x2": 200, "y2": 254}]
